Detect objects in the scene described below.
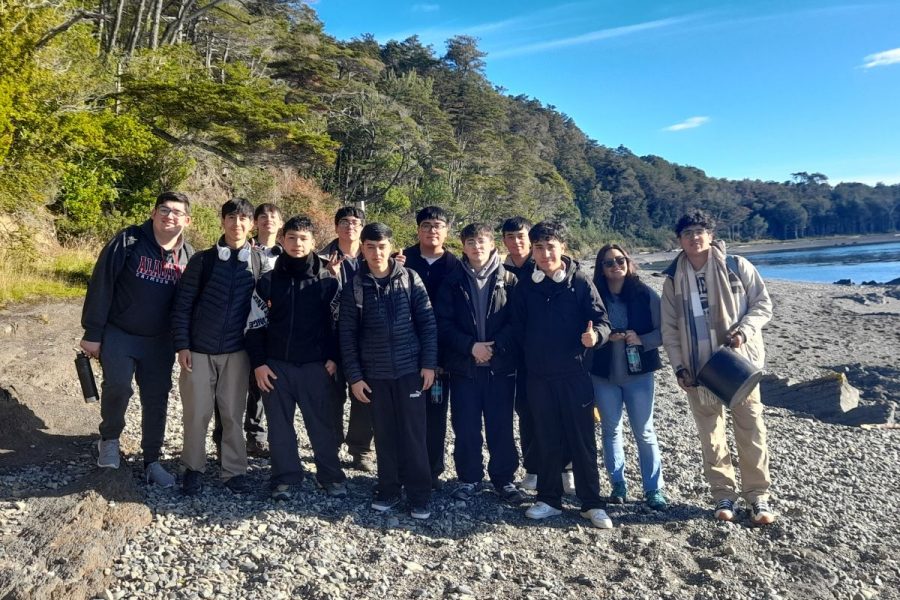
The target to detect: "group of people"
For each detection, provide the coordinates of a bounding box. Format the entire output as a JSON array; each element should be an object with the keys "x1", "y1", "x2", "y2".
[{"x1": 80, "y1": 191, "x2": 776, "y2": 528}]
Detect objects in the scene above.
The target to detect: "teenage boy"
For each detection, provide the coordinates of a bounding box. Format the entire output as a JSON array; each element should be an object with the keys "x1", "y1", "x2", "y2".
[
  {"x1": 339, "y1": 223, "x2": 438, "y2": 519},
  {"x1": 213, "y1": 202, "x2": 283, "y2": 459},
  {"x1": 81, "y1": 191, "x2": 193, "y2": 486},
  {"x1": 246, "y1": 216, "x2": 347, "y2": 500},
  {"x1": 435, "y1": 223, "x2": 524, "y2": 504},
  {"x1": 512, "y1": 221, "x2": 614, "y2": 529},
  {"x1": 318, "y1": 206, "x2": 375, "y2": 472},
  {"x1": 403, "y1": 206, "x2": 459, "y2": 489},
  {"x1": 661, "y1": 211, "x2": 775, "y2": 525},
  {"x1": 172, "y1": 198, "x2": 262, "y2": 495},
  {"x1": 501, "y1": 217, "x2": 575, "y2": 495}
]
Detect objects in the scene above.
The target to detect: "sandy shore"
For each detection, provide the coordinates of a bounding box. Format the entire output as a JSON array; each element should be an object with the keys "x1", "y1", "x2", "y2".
[
  {"x1": 1, "y1": 278, "x2": 898, "y2": 599},
  {"x1": 628, "y1": 232, "x2": 900, "y2": 266}
]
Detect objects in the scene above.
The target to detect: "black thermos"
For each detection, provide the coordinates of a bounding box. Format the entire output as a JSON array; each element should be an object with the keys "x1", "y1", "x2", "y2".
[{"x1": 75, "y1": 351, "x2": 99, "y2": 403}]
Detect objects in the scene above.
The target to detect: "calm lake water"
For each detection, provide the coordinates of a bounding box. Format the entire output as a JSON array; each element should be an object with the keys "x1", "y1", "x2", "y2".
[{"x1": 745, "y1": 241, "x2": 900, "y2": 284}]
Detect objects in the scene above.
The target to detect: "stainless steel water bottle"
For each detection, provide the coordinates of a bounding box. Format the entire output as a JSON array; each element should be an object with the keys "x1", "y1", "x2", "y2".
[{"x1": 75, "y1": 351, "x2": 99, "y2": 403}]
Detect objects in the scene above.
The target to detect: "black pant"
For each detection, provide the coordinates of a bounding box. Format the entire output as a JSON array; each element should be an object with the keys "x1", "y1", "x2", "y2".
[
  {"x1": 529, "y1": 372, "x2": 603, "y2": 511},
  {"x1": 330, "y1": 369, "x2": 374, "y2": 457},
  {"x1": 213, "y1": 372, "x2": 266, "y2": 448},
  {"x1": 425, "y1": 372, "x2": 450, "y2": 478},
  {"x1": 98, "y1": 324, "x2": 174, "y2": 466},
  {"x1": 450, "y1": 370, "x2": 518, "y2": 487},
  {"x1": 370, "y1": 373, "x2": 431, "y2": 506},
  {"x1": 262, "y1": 360, "x2": 345, "y2": 486},
  {"x1": 514, "y1": 368, "x2": 538, "y2": 473}
]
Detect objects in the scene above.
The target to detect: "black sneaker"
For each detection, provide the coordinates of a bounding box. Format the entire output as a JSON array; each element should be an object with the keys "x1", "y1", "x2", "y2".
[
  {"x1": 182, "y1": 469, "x2": 202, "y2": 496},
  {"x1": 451, "y1": 482, "x2": 479, "y2": 501},
  {"x1": 499, "y1": 483, "x2": 526, "y2": 505},
  {"x1": 749, "y1": 500, "x2": 776, "y2": 525},
  {"x1": 246, "y1": 438, "x2": 271, "y2": 459},
  {"x1": 410, "y1": 504, "x2": 431, "y2": 520},
  {"x1": 225, "y1": 474, "x2": 252, "y2": 493},
  {"x1": 371, "y1": 495, "x2": 401, "y2": 512},
  {"x1": 714, "y1": 498, "x2": 736, "y2": 521}
]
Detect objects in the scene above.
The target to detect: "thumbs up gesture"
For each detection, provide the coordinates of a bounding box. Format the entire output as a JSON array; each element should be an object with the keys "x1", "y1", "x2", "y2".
[
  {"x1": 581, "y1": 320, "x2": 598, "y2": 348},
  {"x1": 393, "y1": 247, "x2": 407, "y2": 266}
]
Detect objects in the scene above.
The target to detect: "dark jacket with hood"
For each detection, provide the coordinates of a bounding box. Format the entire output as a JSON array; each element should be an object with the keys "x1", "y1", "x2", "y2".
[
  {"x1": 339, "y1": 258, "x2": 438, "y2": 384},
  {"x1": 82, "y1": 220, "x2": 193, "y2": 342},
  {"x1": 245, "y1": 252, "x2": 340, "y2": 369},
  {"x1": 589, "y1": 275, "x2": 662, "y2": 377},
  {"x1": 171, "y1": 237, "x2": 258, "y2": 355},
  {"x1": 512, "y1": 256, "x2": 611, "y2": 377},
  {"x1": 435, "y1": 252, "x2": 518, "y2": 378}
]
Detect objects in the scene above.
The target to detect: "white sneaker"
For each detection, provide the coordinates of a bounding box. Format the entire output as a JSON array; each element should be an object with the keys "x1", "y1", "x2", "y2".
[
  {"x1": 581, "y1": 508, "x2": 613, "y2": 529},
  {"x1": 520, "y1": 473, "x2": 538, "y2": 491},
  {"x1": 525, "y1": 501, "x2": 562, "y2": 520},
  {"x1": 144, "y1": 462, "x2": 175, "y2": 488},
  {"x1": 562, "y1": 471, "x2": 576, "y2": 495},
  {"x1": 97, "y1": 438, "x2": 120, "y2": 469}
]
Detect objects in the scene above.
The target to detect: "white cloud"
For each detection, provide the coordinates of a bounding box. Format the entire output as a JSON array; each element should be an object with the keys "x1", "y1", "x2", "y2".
[
  {"x1": 663, "y1": 116, "x2": 710, "y2": 132},
  {"x1": 412, "y1": 3, "x2": 439, "y2": 13},
  {"x1": 861, "y1": 48, "x2": 900, "y2": 69},
  {"x1": 490, "y1": 16, "x2": 692, "y2": 59}
]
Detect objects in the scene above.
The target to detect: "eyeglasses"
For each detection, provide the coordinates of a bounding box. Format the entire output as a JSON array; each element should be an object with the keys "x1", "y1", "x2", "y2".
[
  {"x1": 338, "y1": 218, "x2": 363, "y2": 229},
  {"x1": 157, "y1": 206, "x2": 187, "y2": 218},
  {"x1": 680, "y1": 227, "x2": 708, "y2": 239},
  {"x1": 602, "y1": 256, "x2": 627, "y2": 268},
  {"x1": 418, "y1": 221, "x2": 447, "y2": 232}
]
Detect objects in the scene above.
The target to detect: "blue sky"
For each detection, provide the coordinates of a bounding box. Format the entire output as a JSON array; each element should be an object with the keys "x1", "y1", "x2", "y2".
[{"x1": 312, "y1": 1, "x2": 900, "y2": 185}]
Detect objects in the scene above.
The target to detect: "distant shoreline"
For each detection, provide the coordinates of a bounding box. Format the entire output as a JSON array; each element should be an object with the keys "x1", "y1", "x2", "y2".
[{"x1": 629, "y1": 232, "x2": 900, "y2": 266}]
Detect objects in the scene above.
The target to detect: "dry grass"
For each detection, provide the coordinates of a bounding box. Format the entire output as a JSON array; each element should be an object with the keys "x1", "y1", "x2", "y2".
[{"x1": 0, "y1": 246, "x2": 95, "y2": 307}]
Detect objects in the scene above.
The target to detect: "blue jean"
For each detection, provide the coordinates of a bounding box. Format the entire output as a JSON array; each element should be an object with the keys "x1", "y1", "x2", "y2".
[{"x1": 592, "y1": 373, "x2": 664, "y2": 493}]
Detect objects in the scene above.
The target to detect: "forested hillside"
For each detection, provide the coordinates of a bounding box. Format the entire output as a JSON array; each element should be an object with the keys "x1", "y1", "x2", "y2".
[{"x1": 2, "y1": 0, "x2": 898, "y2": 250}]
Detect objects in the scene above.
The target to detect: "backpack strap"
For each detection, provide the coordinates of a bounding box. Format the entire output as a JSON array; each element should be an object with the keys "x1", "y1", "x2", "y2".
[
  {"x1": 199, "y1": 248, "x2": 216, "y2": 292},
  {"x1": 725, "y1": 254, "x2": 739, "y2": 276}
]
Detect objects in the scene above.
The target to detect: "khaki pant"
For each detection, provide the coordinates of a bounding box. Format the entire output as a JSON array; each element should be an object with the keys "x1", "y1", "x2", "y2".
[
  {"x1": 686, "y1": 385, "x2": 771, "y2": 503},
  {"x1": 180, "y1": 350, "x2": 250, "y2": 479}
]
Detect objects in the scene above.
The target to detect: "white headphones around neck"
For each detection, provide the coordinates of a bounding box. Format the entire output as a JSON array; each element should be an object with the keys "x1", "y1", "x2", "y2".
[
  {"x1": 217, "y1": 241, "x2": 251, "y2": 262},
  {"x1": 532, "y1": 267, "x2": 566, "y2": 283}
]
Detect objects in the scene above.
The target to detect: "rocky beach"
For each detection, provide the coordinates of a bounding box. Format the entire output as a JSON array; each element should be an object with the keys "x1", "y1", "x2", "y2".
[{"x1": 1, "y1": 276, "x2": 898, "y2": 600}]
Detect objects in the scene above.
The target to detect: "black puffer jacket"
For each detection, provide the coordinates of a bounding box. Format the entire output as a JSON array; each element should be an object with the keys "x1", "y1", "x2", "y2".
[
  {"x1": 245, "y1": 253, "x2": 340, "y2": 369},
  {"x1": 434, "y1": 261, "x2": 518, "y2": 378},
  {"x1": 512, "y1": 257, "x2": 611, "y2": 377},
  {"x1": 172, "y1": 240, "x2": 257, "y2": 354},
  {"x1": 339, "y1": 259, "x2": 438, "y2": 384}
]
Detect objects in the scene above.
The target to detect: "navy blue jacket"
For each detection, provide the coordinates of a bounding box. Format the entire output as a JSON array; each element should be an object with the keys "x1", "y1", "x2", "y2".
[
  {"x1": 171, "y1": 240, "x2": 257, "y2": 355},
  {"x1": 434, "y1": 261, "x2": 518, "y2": 378},
  {"x1": 82, "y1": 220, "x2": 193, "y2": 341},
  {"x1": 512, "y1": 257, "x2": 611, "y2": 377},
  {"x1": 339, "y1": 259, "x2": 438, "y2": 384},
  {"x1": 245, "y1": 253, "x2": 340, "y2": 369},
  {"x1": 589, "y1": 277, "x2": 662, "y2": 377}
]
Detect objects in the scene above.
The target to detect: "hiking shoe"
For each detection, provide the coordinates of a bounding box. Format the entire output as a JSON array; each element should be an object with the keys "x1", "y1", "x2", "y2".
[
  {"x1": 714, "y1": 498, "x2": 736, "y2": 521},
  {"x1": 645, "y1": 489, "x2": 669, "y2": 511},
  {"x1": 525, "y1": 501, "x2": 563, "y2": 520},
  {"x1": 371, "y1": 495, "x2": 401, "y2": 512},
  {"x1": 562, "y1": 471, "x2": 576, "y2": 495},
  {"x1": 271, "y1": 484, "x2": 291, "y2": 501},
  {"x1": 410, "y1": 505, "x2": 431, "y2": 520},
  {"x1": 520, "y1": 473, "x2": 538, "y2": 491},
  {"x1": 609, "y1": 481, "x2": 627, "y2": 504},
  {"x1": 580, "y1": 508, "x2": 613, "y2": 529},
  {"x1": 750, "y1": 500, "x2": 776, "y2": 525},
  {"x1": 500, "y1": 483, "x2": 526, "y2": 505},
  {"x1": 144, "y1": 462, "x2": 175, "y2": 488},
  {"x1": 225, "y1": 474, "x2": 252, "y2": 493},
  {"x1": 451, "y1": 482, "x2": 479, "y2": 501},
  {"x1": 246, "y1": 438, "x2": 270, "y2": 459},
  {"x1": 182, "y1": 469, "x2": 202, "y2": 496},
  {"x1": 322, "y1": 481, "x2": 348, "y2": 499},
  {"x1": 96, "y1": 438, "x2": 120, "y2": 469},
  {"x1": 351, "y1": 453, "x2": 376, "y2": 473}
]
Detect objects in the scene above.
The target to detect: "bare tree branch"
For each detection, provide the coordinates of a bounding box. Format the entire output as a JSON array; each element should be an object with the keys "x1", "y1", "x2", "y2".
[{"x1": 34, "y1": 9, "x2": 109, "y2": 50}]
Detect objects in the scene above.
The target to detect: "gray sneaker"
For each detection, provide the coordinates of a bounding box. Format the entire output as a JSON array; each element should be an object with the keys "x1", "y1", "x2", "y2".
[
  {"x1": 97, "y1": 438, "x2": 120, "y2": 469},
  {"x1": 144, "y1": 462, "x2": 175, "y2": 487}
]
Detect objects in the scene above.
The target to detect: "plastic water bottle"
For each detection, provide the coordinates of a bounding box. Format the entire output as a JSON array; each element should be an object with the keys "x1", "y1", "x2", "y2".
[
  {"x1": 75, "y1": 351, "x2": 99, "y2": 403},
  {"x1": 625, "y1": 345, "x2": 643, "y2": 374},
  {"x1": 430, "y1": 378, "x2": 443, "y2": 404}
]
